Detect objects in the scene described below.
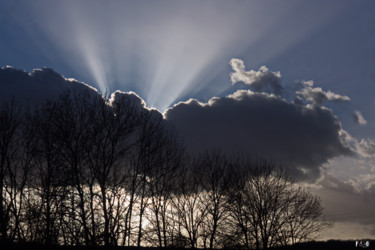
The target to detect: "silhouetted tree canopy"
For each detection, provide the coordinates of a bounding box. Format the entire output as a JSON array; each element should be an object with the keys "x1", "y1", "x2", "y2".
[{"x1": 0, "y1": 91, "x2": 332, "y2": 249}]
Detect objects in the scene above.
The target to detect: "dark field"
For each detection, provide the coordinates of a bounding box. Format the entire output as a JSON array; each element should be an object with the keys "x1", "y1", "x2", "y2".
[{"x1": 0, "y1": 240, "x2": 372, "y2": 250}]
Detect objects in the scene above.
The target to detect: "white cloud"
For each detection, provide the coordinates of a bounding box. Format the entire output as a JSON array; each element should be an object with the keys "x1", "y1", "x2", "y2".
[
  {"x1": 356, "y1": 138, "x2": 375, "y2": 159},
  {"x1": 353, "y1": 111, "x2": 367, "y2": 125},
  {"x1": 229, "y1": 58, "x2": 282, "y2": 95},
  {"x1": 296, "y1": 80, "x2": 350, "y2": 106},
  {"x1": 348, "y1": 174, "x2": 375, "y2": 191}
]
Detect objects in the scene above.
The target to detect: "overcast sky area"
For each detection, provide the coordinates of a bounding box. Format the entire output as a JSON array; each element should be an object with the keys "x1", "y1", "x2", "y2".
[{"x1": 1, "y1": 0, "x2": 375, "y2": 240}]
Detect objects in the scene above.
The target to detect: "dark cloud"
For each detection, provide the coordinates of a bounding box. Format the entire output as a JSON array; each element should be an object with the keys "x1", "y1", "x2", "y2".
[
  {"x1": 295, "y1": 80, "x2": 350, "y2": 106},
  {"x1": 352, "y1": 110, "x2": 367, "y2": 125},
  {"x1": 0, "y1": 67, "x2": 162, "y2": 123},
  {"x1": 0, "y1": 66, "x2": 100, "y2": 105},
  {"x1": 0, "y1": 65, "x2": 364, "y2": 183},
  {"x1": 109, "y1": 90, "x2": 164, "y2": 121},
  {"x1": 230, "y1": 58, "x2": 282, "y2": 95},
  {"x1": 165, "y1": 90, "x2": 352, "y2": 180},
  {"x1": 314, "y1": 173, "x2": 375, "y2": 236}
]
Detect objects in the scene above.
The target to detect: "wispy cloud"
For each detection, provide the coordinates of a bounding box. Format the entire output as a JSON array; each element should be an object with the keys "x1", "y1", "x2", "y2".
[
  {"x1": 295, "y1": 80, "x2": 350, "y2": 106},
  {"x1": 353, "y1": 111, "x2": 367, "y2": 125}
]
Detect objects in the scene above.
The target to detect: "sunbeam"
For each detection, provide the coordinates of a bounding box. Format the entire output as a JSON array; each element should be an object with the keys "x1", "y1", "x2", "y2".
[{"x1": 9, "y1": 0, "x2": 344, "y2": 111}]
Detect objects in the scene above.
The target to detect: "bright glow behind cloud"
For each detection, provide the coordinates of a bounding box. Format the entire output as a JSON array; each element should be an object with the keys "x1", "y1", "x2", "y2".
[{"x1": 10, "y1": 0, "x2": 345, "y2": 111}]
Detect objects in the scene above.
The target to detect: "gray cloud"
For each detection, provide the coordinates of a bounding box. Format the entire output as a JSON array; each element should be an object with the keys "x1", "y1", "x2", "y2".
[
  {"x1": 312, "y1": 173, "x2": 375, "y2": 238},
  {"x1": 295, "y1": 80, "x2": 350, "y2": 106},
  {"x1": 0, "y1": 66, "x2": 100, "y2": 105},
  {"x1": 165, "y1": 90, "x2": 352, "y2": 180},
  {"x1": 0, "y1": 67, "x2": 165, "y2": 129},
  {"x1": 352, "y1": 111, "x2": 367, "y2": 125},
  {"x1": 230, "y1": 58, "x2": 282, "y2": 95},
  {"x1": 0, "y1": 67, "x2": 163, "y2": 125},
  {"x1": 0, "y1": 65, "x2": 368, "y2": 185}
]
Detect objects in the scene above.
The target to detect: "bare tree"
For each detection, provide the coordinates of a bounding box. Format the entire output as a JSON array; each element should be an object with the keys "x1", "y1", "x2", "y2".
[
  {"x1": 122, "y1": 110, "x2": 154, "y2": 247},
  {"x1": 0, "y1": 92, "x2": 333, "y2": 249},
  {"x1": 145, "y1": 127, "x2": 184, "y2": 248},
  {"x1": 276, "y1": 187, "x2": 332, "y2": 246},
  {"x1": 2, "y1": 105, "x2": 38, "y2": 244},
  {"x1": 52, "y1": 91, "x2": 96, "y2": 245},
  {"x1": 27, "y1": 100, "x2": 68, "y2": 245},
  {"x1": 0, "y1": 101, "x2": 21, "y2": 244},
  {"x1": 84, "y1": 92, "x2": 140, "y2": 246},
  {"x1": 229, "y1": 161, "x2": 332, "y2": 249},
  {"x1": 172, "y1": 163, "x2": 208, "y2": 249},
  {"x1": 195, "y1": 151, "x2": 238, "y2": 249}
]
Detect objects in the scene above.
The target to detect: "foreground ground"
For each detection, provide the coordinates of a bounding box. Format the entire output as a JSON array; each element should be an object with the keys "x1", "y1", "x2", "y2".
[{"x1": 0, "y1": 240, "x2": 371, "y2": 250}]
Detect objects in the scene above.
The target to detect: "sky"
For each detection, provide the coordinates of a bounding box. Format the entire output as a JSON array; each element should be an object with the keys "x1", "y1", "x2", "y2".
[{"x1": 1, "y1": 0, "x2": 375, "y2": 240}]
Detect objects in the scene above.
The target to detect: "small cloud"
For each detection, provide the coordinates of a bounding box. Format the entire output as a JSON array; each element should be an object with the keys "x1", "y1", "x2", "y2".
[
  {"x1": 338, "y1": 130, "x2": 375, "y2": 159},
  {"x1": 109, "y1": 90, "x2": 148, "y2": 109},
  {"x1": 229, "y1": 58, "x2": 282, "y2": 95},
  {"x1": 356, "y1": 138, "x2": 375, "y2": 158},
  {"x1": 352, "y1": 111, "x2": 367, "y2": 125},
  {"x1": 110, "y1": 90, "x2": 164, "y2": 122},
  {"x1": 348, "y1": 173, "x2": 375, "y2": 191},
  {"x1": 296, "y1": 80, "x2": 350, "y2": 106}
]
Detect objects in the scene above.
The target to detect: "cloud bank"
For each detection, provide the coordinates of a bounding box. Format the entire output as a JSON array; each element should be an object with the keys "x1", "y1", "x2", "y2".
[
  {"x1": 165, "y1": 90, "x2": 352, "y2": 180},
  {"x1": 0, "y1": 63, "x2": 359, "y2": 182},
  {"x1": 0, "y1": 66, "x2": 163, "y2": 133},
  {"x1": 164, "y1": 59, "x2": 363, "y2": 181}
]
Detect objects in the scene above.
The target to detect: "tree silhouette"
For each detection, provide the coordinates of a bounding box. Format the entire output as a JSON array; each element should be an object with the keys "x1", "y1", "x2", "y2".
[
  {"x1": 0, "y1": 92, "x2": 333, "y2": 249},
  {"x1": 229, "y1": 161, "x2": 332, "y2": 249},
  {"x1": 0, "y1": 101, "x2": 22, "y2": 244}
]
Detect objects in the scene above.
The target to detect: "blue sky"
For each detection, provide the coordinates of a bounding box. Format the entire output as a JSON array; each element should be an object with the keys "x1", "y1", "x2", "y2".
[{"x1": 1, "y1": 0, "x2": 375, "y2": 239}]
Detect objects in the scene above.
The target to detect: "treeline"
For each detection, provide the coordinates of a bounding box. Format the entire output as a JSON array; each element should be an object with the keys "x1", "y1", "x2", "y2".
[
  {"x1": 0, "y1": 91, "x2": 331, "y2": 249},
  {"x1": 2, "y1": 240, "x2": 365, "y2": 250}
]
